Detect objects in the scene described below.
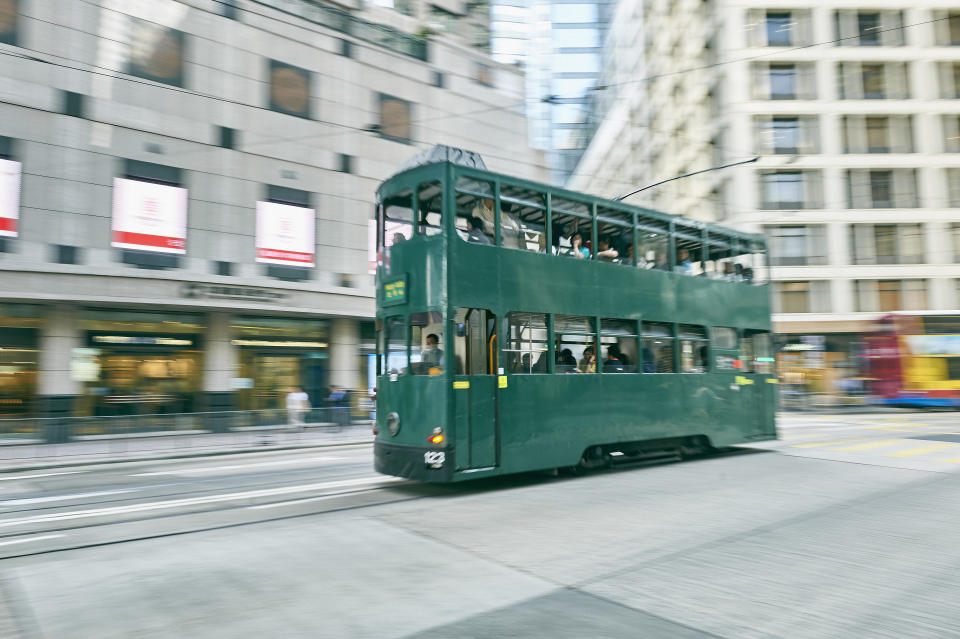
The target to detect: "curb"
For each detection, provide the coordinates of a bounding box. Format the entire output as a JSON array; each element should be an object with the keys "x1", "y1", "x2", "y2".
[{"x1": 0, "y1": 438, "x2": 374, "y2": 474}]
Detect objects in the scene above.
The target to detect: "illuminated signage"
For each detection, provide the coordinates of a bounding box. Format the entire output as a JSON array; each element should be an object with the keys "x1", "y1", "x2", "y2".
[
  {"x1": 0, "y1": 158, "x2": 21, "y2": 237},
  {"x1": 256, "y1": 201, "x2": 315, "y2": 267},
  {"x1": 111, "y1": 178, "x2": 188, "y2": 254},
  {"x1": 231, "y1": 339, "x2": 328, "y2": 348},
  {"x1": 92, "y1": 335, "x2": 193, "y2": 346},
  {"x1": 382, "y1": 276, "x2": 407, "y2": 306}
]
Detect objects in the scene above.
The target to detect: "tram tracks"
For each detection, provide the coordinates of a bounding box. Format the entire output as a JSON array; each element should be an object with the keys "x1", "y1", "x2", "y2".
[{"x1": 0, "y1": 477, "x2": 436, "y2": 561}]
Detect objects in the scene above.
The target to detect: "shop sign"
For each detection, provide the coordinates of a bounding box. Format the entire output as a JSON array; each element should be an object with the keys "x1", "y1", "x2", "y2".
[
  {"x1": 0, "y1": 158, "x2": 21, "y2": 237},
  {"x1": 92, "y1": 335, "x2": 193, "y2": 346},
  {"x1": 256, "y1": 201, "x2": 315, "y2": 267},
  {"x1": 382, "y1": 276, "x2": 406, "y2": 306},
  {"x1": 181, "y1": 284, "x2": 288, "y2": 303},
  {"x1": 111, "y1": 178, "x2": 188, "y2": 254}
]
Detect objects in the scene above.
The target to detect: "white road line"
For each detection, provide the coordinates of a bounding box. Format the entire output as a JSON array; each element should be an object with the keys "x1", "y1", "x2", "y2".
[
  {"x1": 0, "y1": 534, "x2": 65, "y2": 547},
  {"x1": 132, "y1": 456, "x2": 349, "y2": 476},
  {"x1": 0, "y1": 471, "x2": 85, "y2": 482},
  {"x1": 247, "y1": 488, "x2": 381, "y2": 510},
  {"x1": 0, "y1": 489, "x2": 139, "y2": 506},
  {"x1": 0, "y1": 476, "x2": 402, "y2": 529}
]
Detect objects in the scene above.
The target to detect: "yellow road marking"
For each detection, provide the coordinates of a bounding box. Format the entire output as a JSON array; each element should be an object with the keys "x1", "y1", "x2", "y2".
[
  {"x1": 791, "y1": 438, "x2": 866, "y2": 449},
  {"x1": 831, "y1": 439, "x2": 902, "y2": 452},
  {"x1": 885, "y1": 443, "x2": 959, "y2": 458}
]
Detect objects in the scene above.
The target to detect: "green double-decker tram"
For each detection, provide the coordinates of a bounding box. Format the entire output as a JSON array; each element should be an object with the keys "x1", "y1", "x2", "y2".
[{"x1": 374, "y1": 148, "x2": 777, "y2": 482}]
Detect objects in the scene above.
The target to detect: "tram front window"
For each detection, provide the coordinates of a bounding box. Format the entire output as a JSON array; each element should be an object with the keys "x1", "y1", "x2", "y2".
[
  {"x1": 410, "y1": 312, "x2": 444, "y2": 375},
  {"x1": 384, "y1": 317, "x2": 406, "y2": 376}
]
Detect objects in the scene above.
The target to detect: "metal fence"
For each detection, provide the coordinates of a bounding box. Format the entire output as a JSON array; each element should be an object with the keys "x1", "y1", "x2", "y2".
[{"x1": 0, "y1": 407, "x2": 356, "y2": 448}]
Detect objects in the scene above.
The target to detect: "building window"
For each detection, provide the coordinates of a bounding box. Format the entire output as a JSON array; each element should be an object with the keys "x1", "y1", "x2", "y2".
[
  {"x1": 766, "y1": 12, "x2": 793, "y2": 46},
  {"x1": 842, "y1": 115, "x2": 913, "y2": 153},
  {"x1": 755, "y1": 115, "x2": 819, "y2": 154},
  {"x1": 379, "y1": 93, "x2": 412, "y2": 143},
  {"x1": 856, "y1": 280, "x2": 928, "y2": 312},
  {"x1": 474, "y1": 62, "x2": 493, "y2": 87},
  {"x1": 268, "y1": 60, "x2": 312, "y2": 119},
  {"x1": 836, "y1": 10, "x2": 904, "y2": 46},
  {"x1": 944, "y1": 115, "x2": 960, "y2": 152},
  {"x1": 765, "y1": 225, "x2": 828, "y2": 266},
  {"x1": 934, "y1": 11, "x2": 960, "y2": 45},
  {"x1": 753, "y1": 62, "x2": 815, "y2": 99},
  {"x1": 773, "y1": 281, "x2": 830, "y2": 314},
  {"x1": 950, "y1": 169, "x2": 960, "y2": 207},
  {"x1": 759, "y1": 170, "x2": 822, "y2": 209},
  {"x1": 943, "y1": 62, "x2": 960, "y2": 98},
  {"x1": 839, "y1": 62, "x2": 909, "y2": 99},
  {"x1": 0, "y1": 0, "x2": 18, "y2": 46},
  {"x1": 850, "y1": 224, "x2": 924, "y2": 265},
  {"x1": 846, "y1": 169, "x2": 917, "y2": 208},
  {"x1": 952, "y1": 224, "x2": 960, "y2": 262},
  {"x1": 127, "y1": 20, "x2": 186, "y2": 87}
]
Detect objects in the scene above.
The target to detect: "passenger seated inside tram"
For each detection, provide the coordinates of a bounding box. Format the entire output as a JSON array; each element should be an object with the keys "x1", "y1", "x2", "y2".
[
  {"x1": 571, "y1": 233, "x2": 590, "y2": 259},
  {"x1": 642, "y1": 347, "x2": 655, "y2": 373},
  {"x1": 556, "y1": 348, "x2": 577, "y2": 372},
  {"x1": 596, "y1": 236, "x2": 619, "y2": 262},
  {"x1": 603, "y1": 345, "x2": 627, "y2": 373},
  {"x1": 466, "y1": 216, "x2": 491, "y2": 244},
  {"x1": 578, "y1": 346, "x2": 596, "y2": 373},
  {"x1": 722, "y1": 262, "x2": 736, "y2": 280},
  {"x1": 675, "y1": 248, "x2": 694, "y2": 274},
  {"x1": 652, "y1": 251, "x2": 670, "y2": 271},
  {"x1": 554, "y1": 224, "x2": 575, "y2": 255}
]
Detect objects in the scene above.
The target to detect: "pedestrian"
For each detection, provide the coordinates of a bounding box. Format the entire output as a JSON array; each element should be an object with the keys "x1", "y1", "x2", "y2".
[{"x1": 286, "y1": 385, "x2": 310, "y2": 431}]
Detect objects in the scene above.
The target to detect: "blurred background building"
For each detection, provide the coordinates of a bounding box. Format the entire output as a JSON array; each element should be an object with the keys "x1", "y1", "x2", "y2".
[
  {"x1": 0, "y1": 0, "x2": 544, "y2": 419},
  {"x1": 572, "y1": 2, "x2": 960, "y2": 391},
  {"x1": 490, "y1": 0, "x2": 613, "y2": 183}
]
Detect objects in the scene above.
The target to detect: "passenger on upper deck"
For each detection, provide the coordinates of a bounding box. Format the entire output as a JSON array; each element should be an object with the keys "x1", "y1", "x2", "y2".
[
  {"x1": 676, "y1": 248, "x2": 693, "y2": 274},
  {"x1": 653, "y1": 251, "x2": 670, "y2": 271},
  {"x1": 554, "y1": 223, "x2": 574, "y2": 255},
  {"x1": 596, "y1": 237, "x2": 619, "y2": 262},
  {"x1": 571, "y1": 233, "x2": 590, "y2": 259},
  {"x1": 467, "y1": 216, "x2": 491, "y2": 244},
  {"x1": 471, "y1": 198, "x2": 524, "y2": 249}
]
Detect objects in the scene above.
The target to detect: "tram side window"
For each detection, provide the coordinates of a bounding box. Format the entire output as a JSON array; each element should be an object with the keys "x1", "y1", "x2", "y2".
[
  {"x1": 711, "y1": 327, "x2": 740, "y2": 370},
  {"x1": 555, "y1": 314, "x2": 597, "y2": 373},
  {"x1": 600, "y1": 319, "x2": 638, "y2": 372},
  {"x1": 597, "y1": 206, "x2": 633, "y2": 266},
  {"x1": 642, "y1": 322, "x2": 675, "y2": 373},
  {"x1": 679, "y1": 325, "x2": 708, "y2": 373},
  {"x1": 409, "y1": 311, "x2": 444, "y2": 375},
  {"x1": 744, "y1": 330, "x2": 774, "y2": 373},
  {"x1": 500, "y1": 183, "x2": 546, "y2": 253},
  {"x1": 384, "y1": 316, "x2": 406, "y2": 375},
  {"x1": 383, "y1": 190, "x2": 414, "y2": 247},
  {"x1": 638, "y1": 229, "x2": 670, "y2": 270},
  {"x1": 552, "y1": 196, "x2": 592, "y2": 258},
  {"x1": 505, "y1": 312, "x2": 549, "y2": 373},
  {"x1": 733, "y1": 242, "x2": 768, "y2": 285},
  {"x1": 417, "y1": 181, "x2": 443, "y2": 236},
  {"x1": 455, "y1": 177, "x2": 494, "y2": 245}
]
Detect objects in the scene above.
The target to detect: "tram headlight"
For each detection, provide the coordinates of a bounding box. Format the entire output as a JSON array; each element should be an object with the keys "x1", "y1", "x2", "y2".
[
  {"x1": 428, "y1": 427, "x2": 444, "y2": 445},
  {"x1": 386, "y1": 412, "x2": 400, "y2": 437}
]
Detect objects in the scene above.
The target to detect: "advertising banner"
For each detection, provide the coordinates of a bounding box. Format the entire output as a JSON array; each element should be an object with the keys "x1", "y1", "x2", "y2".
[
  {"x1": 256, "y1": 201, "x2": 315, "y2": 267},
  {"x1": 0, "y1": 158, "x2": 21, "y2": 237},
  {"x1": 111, "y1": 178, "x2": 188, "y2": 254}
]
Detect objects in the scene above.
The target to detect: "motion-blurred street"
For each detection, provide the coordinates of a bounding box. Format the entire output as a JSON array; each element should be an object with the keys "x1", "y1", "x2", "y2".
[{"x1": 1, "y1": 411, "x2": 959, "y2": 638}]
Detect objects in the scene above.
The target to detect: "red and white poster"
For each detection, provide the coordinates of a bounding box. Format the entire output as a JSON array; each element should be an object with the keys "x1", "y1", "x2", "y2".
[
  {"x1": 256, "y1": 201, "x2": 315, "y2": 267},
  {"x1": 0, "y1": 158, "x2": 22, "y2": 237},
  {"x1": 111, "y1": 178, "x2": 187, "y2": 254}
]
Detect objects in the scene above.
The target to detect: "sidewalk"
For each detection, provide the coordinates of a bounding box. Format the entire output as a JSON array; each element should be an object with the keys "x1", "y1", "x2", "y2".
[{"x1": 0, "y1": 423, "x2": 375, "y2": 473}]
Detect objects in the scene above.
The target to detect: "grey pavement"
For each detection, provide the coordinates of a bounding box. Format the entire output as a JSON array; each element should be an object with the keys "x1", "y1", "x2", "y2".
[{"x1": 2, "y1": 412, "x2": 960, "y2": 638}]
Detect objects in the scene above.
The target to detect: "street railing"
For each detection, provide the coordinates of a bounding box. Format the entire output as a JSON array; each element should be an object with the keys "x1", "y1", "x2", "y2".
[{"x1": 0, "y1": 406, "x2": 358, "y2": 448}]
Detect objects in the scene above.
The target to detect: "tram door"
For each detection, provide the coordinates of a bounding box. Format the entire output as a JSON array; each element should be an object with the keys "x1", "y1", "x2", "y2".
[{"x1": 453, "y1": 308, "x2": 498, "y2": 470}]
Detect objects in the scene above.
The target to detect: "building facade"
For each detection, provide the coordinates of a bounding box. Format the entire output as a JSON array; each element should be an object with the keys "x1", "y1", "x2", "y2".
[
  {"x1": 572, "y1": 2, "x2": 960, "y2": 381},
  {"x1": 0, "y1": 0, "x2": 543, "y2": 420}
]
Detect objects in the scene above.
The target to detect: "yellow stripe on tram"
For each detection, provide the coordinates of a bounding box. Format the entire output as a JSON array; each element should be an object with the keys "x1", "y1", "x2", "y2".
[
  {"x1": 885, "y1": 443, "x2": 959, "y2": 458},
  {"x1": 831, "y1": 439, "x2": 903, "y2": 452}
]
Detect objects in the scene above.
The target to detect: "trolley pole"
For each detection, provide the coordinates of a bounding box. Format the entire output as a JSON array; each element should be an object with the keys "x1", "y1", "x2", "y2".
[{"x1": 613, "y1": 157, "x2": 759, "y2": 202}]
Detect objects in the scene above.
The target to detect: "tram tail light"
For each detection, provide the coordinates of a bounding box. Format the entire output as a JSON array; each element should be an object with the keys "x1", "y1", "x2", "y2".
[{"x1": 428, "y1": 428, "x2": 444, "y2": 445}]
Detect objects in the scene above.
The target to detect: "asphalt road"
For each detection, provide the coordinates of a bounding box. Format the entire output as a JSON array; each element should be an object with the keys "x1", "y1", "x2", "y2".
[{"x1": 1, "y1": 412, "x2": 959, "y2": 638}]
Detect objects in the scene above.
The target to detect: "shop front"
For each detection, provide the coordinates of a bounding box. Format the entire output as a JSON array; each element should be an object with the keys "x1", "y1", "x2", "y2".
[
  {"x1": 0, "y1": 303, "x2": 40, "y2": 418},
  {"x1": 231, "y1": 316, "x2": 330, "y2": 411},
  {"x1": 76, "y1": 309, "x2": 205, "y2": 416}
]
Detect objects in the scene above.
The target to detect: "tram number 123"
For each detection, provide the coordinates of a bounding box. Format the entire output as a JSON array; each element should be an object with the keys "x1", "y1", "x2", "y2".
[{"x1": 424, "y1": 451, "x2": 445, "y2": 468}]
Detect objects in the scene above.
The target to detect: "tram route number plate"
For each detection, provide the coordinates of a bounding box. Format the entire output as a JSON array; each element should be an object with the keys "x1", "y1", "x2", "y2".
[{"x1": 424, "y1": 451, "x2": 445, "y2": 468}]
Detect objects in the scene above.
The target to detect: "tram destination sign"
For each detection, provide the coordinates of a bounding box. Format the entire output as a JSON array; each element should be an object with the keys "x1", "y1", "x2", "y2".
[{"x1": 382, "y1": 275, "x2": 407, "y2": 306}]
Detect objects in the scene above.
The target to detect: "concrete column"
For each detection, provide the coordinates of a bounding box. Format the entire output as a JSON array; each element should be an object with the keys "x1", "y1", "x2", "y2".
[
  {"x1": 203, "y1": 312, "x2": 237, "y2": 393},
  {"x1": 38, "y1": 304, "x2": 82, "y2": 397},
  {"x1": 201, "y1": 312, "x2": 237, "y2": 431},
  {"x1": 37, "y1": 304, "x2": 82, "y2": 442},
  {"x1": 329, "y1": 318, "x2": 361, "y2": 391}
]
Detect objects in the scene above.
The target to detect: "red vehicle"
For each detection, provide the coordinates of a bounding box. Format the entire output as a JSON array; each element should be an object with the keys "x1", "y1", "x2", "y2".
[{"x1": 861, "y1": 313, "x2": 960, "y2": 408}]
